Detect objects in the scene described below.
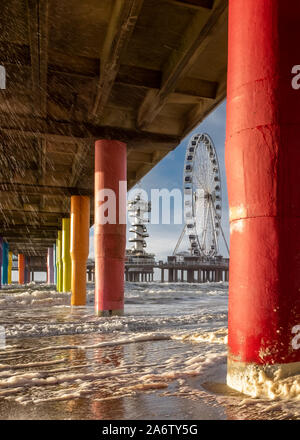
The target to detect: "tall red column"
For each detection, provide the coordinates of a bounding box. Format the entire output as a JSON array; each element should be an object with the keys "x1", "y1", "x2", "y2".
[
  {"x1": 94, "y1": 140, "x2": 127, "y2": 316},
  {"x1": 226, "y1": 0, "x2": 300, "y2": 392}
]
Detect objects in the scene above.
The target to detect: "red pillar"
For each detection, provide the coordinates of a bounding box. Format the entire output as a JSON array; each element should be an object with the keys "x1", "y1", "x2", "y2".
[
  {"x1": 94, "y1": 140, "x2": 127, "y2": 316},
  {"x1": 226, "y1": 0, "x2": 300, "y2": 392},
  {"x1": 18, "y1": 254, "x2": 25, "y2": 285}
]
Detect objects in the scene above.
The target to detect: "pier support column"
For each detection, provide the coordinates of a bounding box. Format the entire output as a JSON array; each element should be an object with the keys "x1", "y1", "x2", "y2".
[
  {"x1": 24, "y1": 257, "x2": 27, "y2": 284},
  {"x1": 161, "y1": 269, "x2": 164, "y2": 283},
  {"x1": 174, "y1": 269, "x2": 178, "y2": 282},
  {"x1": 53, "y1": 244, "x2": 57, "y2": 285},
  {"x1": 226, "y1": 0, "x2": 300, "y2": 392},
  {"x1": 8, "y1": 251, "x2": 12, "y2": 284},
  {"x1": 70, "y1": 196, "x2": 90, "y2": 306},
  {"x1": 225, "y1": 271, "x2": 229, "y2": 282},
  {"x1": 94, "y1": 140, "x2": 126, "y2": 316},
  {"x1": 62, "y1": 218, "x2": 71, "y2": 292},
  {"x1": 25, "y1": 257, "x2": 30, "y2": 284},
  {"x1": 0, "y1": 238, "x2": 2, "y2": 289},
  {"x1": 187, "y1": 270, "x2": 193, "y2": 283},
  {"x1": 56, "y1": 231, "x2": 63, "y2": 292},
  {"x1": 1, "y1": 242, "x2": 8, "y2": 285},
  {"x1": 47, "y1": 247, "x2": 54, "y2": 284},
  {"x1": 18, "y1": 254, "x2": 25, "y2": 285}
]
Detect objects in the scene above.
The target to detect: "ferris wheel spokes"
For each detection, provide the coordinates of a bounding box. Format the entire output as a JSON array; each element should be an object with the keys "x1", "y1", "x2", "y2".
[{"x1": 183, "y1": 133, "x2": 222, "y2": 258}]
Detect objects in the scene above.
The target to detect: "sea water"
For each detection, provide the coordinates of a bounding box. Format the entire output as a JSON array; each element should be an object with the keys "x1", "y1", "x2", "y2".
[{"x1": 0, "y1": 282, "x2": 298, "y2": 420}]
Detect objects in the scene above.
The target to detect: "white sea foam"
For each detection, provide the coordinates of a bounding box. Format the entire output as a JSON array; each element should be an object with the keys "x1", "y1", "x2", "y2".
[{"x1": 0, "y1": 282, "x2": 298, "y2": 419}]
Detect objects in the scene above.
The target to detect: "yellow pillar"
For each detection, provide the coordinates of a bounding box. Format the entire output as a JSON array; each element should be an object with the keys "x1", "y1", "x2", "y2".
[
  {"x1": 62, "y1": 218, "x2": 71, "y2": 292},
  {"x1": 56, "y1": 231, "x2": 63, "y2": 292},
  {"x1": 8, "y1": 251, "x2": 12, "y2": 284},
  {"x1": 70, "y1": 196, "x2": 90, "y2": 305}
]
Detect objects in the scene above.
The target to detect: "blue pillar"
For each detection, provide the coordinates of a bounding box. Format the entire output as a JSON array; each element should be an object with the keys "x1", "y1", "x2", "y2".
[{"x1": 1, "y1": 242, "x2": 8, "y2": 285}]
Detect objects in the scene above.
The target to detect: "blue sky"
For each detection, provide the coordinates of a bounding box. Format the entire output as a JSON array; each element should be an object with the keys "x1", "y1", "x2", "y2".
[{"x1": 89, "y1": 100, "x2": 228, "y2": 261}]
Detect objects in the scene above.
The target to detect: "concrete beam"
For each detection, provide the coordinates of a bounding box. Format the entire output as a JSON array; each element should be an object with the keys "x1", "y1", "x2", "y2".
[
  {"x1": 0, "y1": 183, "x2": 92, "y2": 197},
  {"x1": 183, "y1": 71, "x2": 226, "y2": 135},
  {"x1": 26, "y1": 0, "x2": 49, "y2": 116},
  {"x1": 90, "y1": 0, "x2": 144, "y2": 121},
  {"x1": 167, "y1": 0, "x2": 214, "y2": 9},
  {"x1": 0, "y1": 116, "x2": 181, "y2": 145},
  {"x1": 69, "y1": 144, "x2": 91, "y2": 187},
  {"x1": 137, "y1": 0, "x2": 227, "y2": 129}
]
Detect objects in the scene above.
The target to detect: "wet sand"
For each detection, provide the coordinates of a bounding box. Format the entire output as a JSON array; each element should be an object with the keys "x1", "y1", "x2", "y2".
[
  {"x1": 0, "y1": 382, "x2": 227, "y2": 420},
  {"x1": 0, "y1": 330, "x2": 227, "y2": 420},
  {"x1": 0, "y1": 282, "x2": 299, "y2": 420}
]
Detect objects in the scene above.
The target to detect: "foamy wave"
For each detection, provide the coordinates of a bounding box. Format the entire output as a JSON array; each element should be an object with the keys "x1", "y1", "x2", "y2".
[
  {"x1": 0, "y1": 289, "x2": 94, "y2": 308},
  {"x1": 2, "y1": 311, "x2": 227, "y2": 339},
  {"x1": 228, "y1": 367, "x2": 300, "y2": 400},
  {"x1": 173, "y1": 328, "x2": 228, "y2": 344}
]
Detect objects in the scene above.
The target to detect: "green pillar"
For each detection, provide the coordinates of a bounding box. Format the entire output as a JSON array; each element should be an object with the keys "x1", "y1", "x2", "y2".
[
  {"x1": 62, "y1": 218, "x2": 71, "y2": 292},
  {"x1": 56, "y1": 230, "x2": 63, "y2": 292}
]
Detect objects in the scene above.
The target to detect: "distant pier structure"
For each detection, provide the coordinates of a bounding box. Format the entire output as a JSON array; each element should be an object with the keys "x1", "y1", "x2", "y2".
[
  {"x1": 125, "y1": 193, "x2": 155, "y2": 282},
  {"x1": 11, "y1": 255, "x2": 47, "y2": 282},
  {"x1": 158, "y1": 255, "x2": 229, "y2": 283}
]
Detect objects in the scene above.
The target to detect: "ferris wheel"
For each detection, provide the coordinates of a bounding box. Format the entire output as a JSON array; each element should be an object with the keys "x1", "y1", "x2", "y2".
[{"x1": 174, "y1": 133, "x2": 228, "y2": 258}]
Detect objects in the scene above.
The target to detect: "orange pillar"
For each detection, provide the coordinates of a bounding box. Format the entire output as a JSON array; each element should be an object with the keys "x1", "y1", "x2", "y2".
[
  {"x1": 70, "y1": 196, "x2": 90, "y2": 305},
  {"x1": 18, "y1": 254, "x2": 25, "y2": 285},
  {"x1": 94, "y1": 140, "x2": 127, "y2": 316}
]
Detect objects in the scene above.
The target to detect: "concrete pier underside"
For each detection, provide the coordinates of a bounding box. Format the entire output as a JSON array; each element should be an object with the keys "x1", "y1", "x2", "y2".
[{"x1": 0, "y1": 0, "x2": 227, "y2": 257}]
